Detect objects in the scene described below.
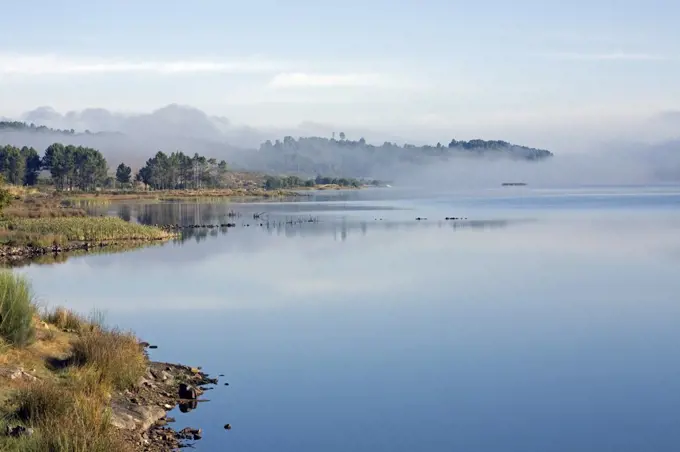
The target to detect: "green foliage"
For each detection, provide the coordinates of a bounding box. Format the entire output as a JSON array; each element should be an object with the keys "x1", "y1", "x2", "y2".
[
  {"x1": 7, "y1": 217, "x2": 172, "y2": 242},
  {"x1": 0, "y1": 186, "x2": 13, "y2": 212},
  {"x1": 137, "y1": 151, "x2": 228, "y2": 189},
  {"x1": 115, "y1": 163, "x2": 131, "y2": 185},
  {"x1": 0, "y1": 271, "x2": 35, "y2": 347},
  {"x1": 0, "y1": 121, "x2": 76, "y2": 135},
  {"x1": 263, "y1": 174, "x2": 369, "y2": 190},
  {"x1": 43, "y1": 143, "x2": 108, "y2": 191},
  {"x1": 256, "y1": 136, "x2": 553, "y2": 177},
  {"x1": 314, "y1": 175, "x2": 362, "y2": 187},
  {"x1": 0, "y1": 145, "x2": 41, "y2": 186}
]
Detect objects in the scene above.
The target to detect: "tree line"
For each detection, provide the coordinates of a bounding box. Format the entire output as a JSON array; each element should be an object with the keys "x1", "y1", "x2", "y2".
[
  {"x1": 135, "y1": 151, "x2": 228, "y2": 190},
  {"x1": 0, "y1": 143, "x2": 231, "y2": 191},
  {"x1": 0, "y1": 145, "x2": 42, "y2": 186},
  {"x1": 263, "y1": 175, "x2": 381, "y2": 190},
  {"x1": 246, "y1": 135, "x2": 554, "y2": 178}
]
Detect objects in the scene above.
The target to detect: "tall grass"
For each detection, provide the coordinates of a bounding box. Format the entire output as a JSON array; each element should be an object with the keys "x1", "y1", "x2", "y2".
[
  {"x1": 72, "y1": 328, "x2": 146, "y2": 390},
  {"x1": 9, "y1": 375, "x2": 125, "y2": 452},
  {"x1": 42, "y1": 306, "x2": 106, "y2": 334},
  {"x1": 0, "y1": 271, "x2": 35, "y2": 347},
  {"x1": 42, "y1": 307, "x2": 87, "y2": 332},
  {"x1": 7, "y1": 217, "x2": 172, "y2": 242}
]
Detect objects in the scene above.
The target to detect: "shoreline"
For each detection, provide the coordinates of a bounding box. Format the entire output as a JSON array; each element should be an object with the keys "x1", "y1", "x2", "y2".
[
  {"x1": 0, "y1": 238, "x2": 173, "y2": 266},
  {"x1": 64, "y1": 187, "x2": 309, "y2": 203},
  {"x1": 114, "y1": 355, "x2": 219, "y2": 451},
  {"x1": 0, "y1": 281, "x2": 218, "y2": 451}
]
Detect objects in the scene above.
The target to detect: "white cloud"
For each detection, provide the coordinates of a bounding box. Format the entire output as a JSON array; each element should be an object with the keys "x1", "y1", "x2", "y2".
[
  {"x1": 268, "y1": 72, "x2": 385, "y2": 88},
  {"x1": 539, "y1": 52, "x2": 671, "y2": 61},
  {"x1": 0, "y1": 53, "x2": 285, "y2": 75}
]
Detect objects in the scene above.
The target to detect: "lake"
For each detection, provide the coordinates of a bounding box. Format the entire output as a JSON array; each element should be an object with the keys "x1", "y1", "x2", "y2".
[{"x1": 15, "y1": 186, "x2": 680, "y2": 452}]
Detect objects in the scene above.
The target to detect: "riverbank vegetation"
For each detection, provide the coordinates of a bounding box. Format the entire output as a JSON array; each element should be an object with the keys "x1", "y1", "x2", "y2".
[
  {"x1": 5, "y1": 217, "x2": 173, "y2": 244},
  {"x1": 0, "y1": 272, "x2": 142, "y2": 451},
  {"x1": 0, "y1": 272, "x2": 215, "y2": 451},
  {"x1": 0, "y1": 184, "x2": 175, "y2": 260}
]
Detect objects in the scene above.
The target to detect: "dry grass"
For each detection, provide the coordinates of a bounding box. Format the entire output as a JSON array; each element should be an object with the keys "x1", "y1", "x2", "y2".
[
  {"x1": 71, "y1": 328, "x2": 146, "y2": 390},
  {"x1": 0, "y1": 302, "x2": 145, "y2": 452},
  {"x1": 41, "y1": 306, "x2": 105, "y2": 334},
  {"x1": 0, "y1": 230, "x2": 68, "y2": 247},
  {"x1": 7, "y1": 373, "x2": 125, "y2": 452},
  {"x1": 67, "y1": 186, "x2": 303, "y2": 201},
  {"x1": 2, "y1": 192, "x2": 86, "y2": 219}
]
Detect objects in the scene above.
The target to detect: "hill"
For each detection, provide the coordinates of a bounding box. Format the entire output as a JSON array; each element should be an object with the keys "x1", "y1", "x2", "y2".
[{"x1": 0, "y1": 105, "x2": 554, "y2": 179}]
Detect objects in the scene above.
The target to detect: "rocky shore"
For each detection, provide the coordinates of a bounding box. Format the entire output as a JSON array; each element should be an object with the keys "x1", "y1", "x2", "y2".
[
  {"x1": 0, "y1": 239, "x2": 170, "y2": 264},
  {"x1": 113, "y1": 355, "x2": 220, "y2": 451}
]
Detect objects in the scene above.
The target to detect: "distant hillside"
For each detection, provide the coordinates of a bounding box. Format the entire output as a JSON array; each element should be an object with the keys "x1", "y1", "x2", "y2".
[
  {"x1": 240, "y1": 136, "x2": 553, "y2": 178},
  {"x1": 0, "y1": 117, "x2": 554, "y2": 179},
  {"x1": 0, "y1": 121, "x2": 80, "y2": 135}
]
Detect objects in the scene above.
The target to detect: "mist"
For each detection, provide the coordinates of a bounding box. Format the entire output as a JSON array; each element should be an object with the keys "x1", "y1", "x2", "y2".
[
  {"x1": 1, "y1": 104, "x2": 679, "y2": 188},
  {"x1": 387, "y1": 145, "x2": 680, "y2": 189}
]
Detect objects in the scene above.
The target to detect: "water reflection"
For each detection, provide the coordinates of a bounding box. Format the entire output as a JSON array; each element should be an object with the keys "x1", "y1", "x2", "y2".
[
  {"x1": 91, "y1": 201, "x2": 405, "y2": 228},
  {"x1": 177, "y1": 218, "x2": 516, "y2": 244},
  {"x1": 1, "y1": 241, "x2": 168, "y2": 269}
]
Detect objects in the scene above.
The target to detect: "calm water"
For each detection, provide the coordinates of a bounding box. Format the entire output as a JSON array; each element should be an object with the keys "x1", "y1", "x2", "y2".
[{"x1": 16, "y1": 187, "x2": 680, "y2": 452}]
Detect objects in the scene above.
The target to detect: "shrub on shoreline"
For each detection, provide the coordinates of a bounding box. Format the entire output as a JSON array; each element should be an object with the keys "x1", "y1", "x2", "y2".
[
  {"x1": 0, "y1": 272, "x2": 35, "y2": 347},
  {"x1": 0, "y1": 273, "x2": 148, "y2": 452}
]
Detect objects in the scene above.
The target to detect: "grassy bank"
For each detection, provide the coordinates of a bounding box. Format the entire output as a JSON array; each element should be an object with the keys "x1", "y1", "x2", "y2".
[
  {"x1": 0, "y1": 272, "x2": 216, "y2": 451},
  {"x1": 0, "y1": 272, "x2": 142, "y2": 451},
  {"x1": 63, "y1": 186, "x2": 304, "y2": 202},
  {"x1": 3, "y1": 217, "x2": 173, "y2": 245},
  {"x1": 0, "y1": 187, "x2": 176, "y2": 258}
]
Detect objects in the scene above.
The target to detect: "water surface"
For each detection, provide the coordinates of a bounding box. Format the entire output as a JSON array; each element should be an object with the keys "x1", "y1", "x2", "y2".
[{"x1": 18, "y1": 187, "x2": 680, "y2": 452}]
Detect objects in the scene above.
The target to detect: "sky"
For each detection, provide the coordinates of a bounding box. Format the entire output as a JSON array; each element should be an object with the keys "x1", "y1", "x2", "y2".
[{"x1": 1, "y1": 0, "x2": 679, "y2": 148}]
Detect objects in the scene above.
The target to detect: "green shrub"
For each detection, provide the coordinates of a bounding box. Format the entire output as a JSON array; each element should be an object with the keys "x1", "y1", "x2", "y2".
[{"x1": 0, "y1": 271, "x2": 35, "y2": 347}]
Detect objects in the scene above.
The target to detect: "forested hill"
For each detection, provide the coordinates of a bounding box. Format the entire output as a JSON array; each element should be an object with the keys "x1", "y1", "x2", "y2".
[
  {"x1": 0, "y1": 121, "x2": 114, "y2": 136},
  {"x1": 240, "y1": 136, "x2": 553, "y2": 177},
  {"x1": 1, "y1": 120, "x2": 554, "y2": 179}
]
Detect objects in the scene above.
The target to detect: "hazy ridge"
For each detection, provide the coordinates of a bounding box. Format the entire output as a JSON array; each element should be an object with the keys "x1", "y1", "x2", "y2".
[{"x1": 1, "y1": 104, "x2": 679, "y2": 185}]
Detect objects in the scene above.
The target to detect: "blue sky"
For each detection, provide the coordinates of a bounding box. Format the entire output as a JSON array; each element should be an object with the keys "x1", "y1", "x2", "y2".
[{"x1": 1, "y1": 0, "x2": 679, "y2": 145}]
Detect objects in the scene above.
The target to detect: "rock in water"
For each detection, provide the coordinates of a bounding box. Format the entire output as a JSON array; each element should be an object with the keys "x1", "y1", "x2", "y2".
[
  {"x1": 178, "y1": 383, "x2": 198, "y2": 400},
  {"x1": 178, "y1": 427, "x2": 202, "y2": 440}
]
